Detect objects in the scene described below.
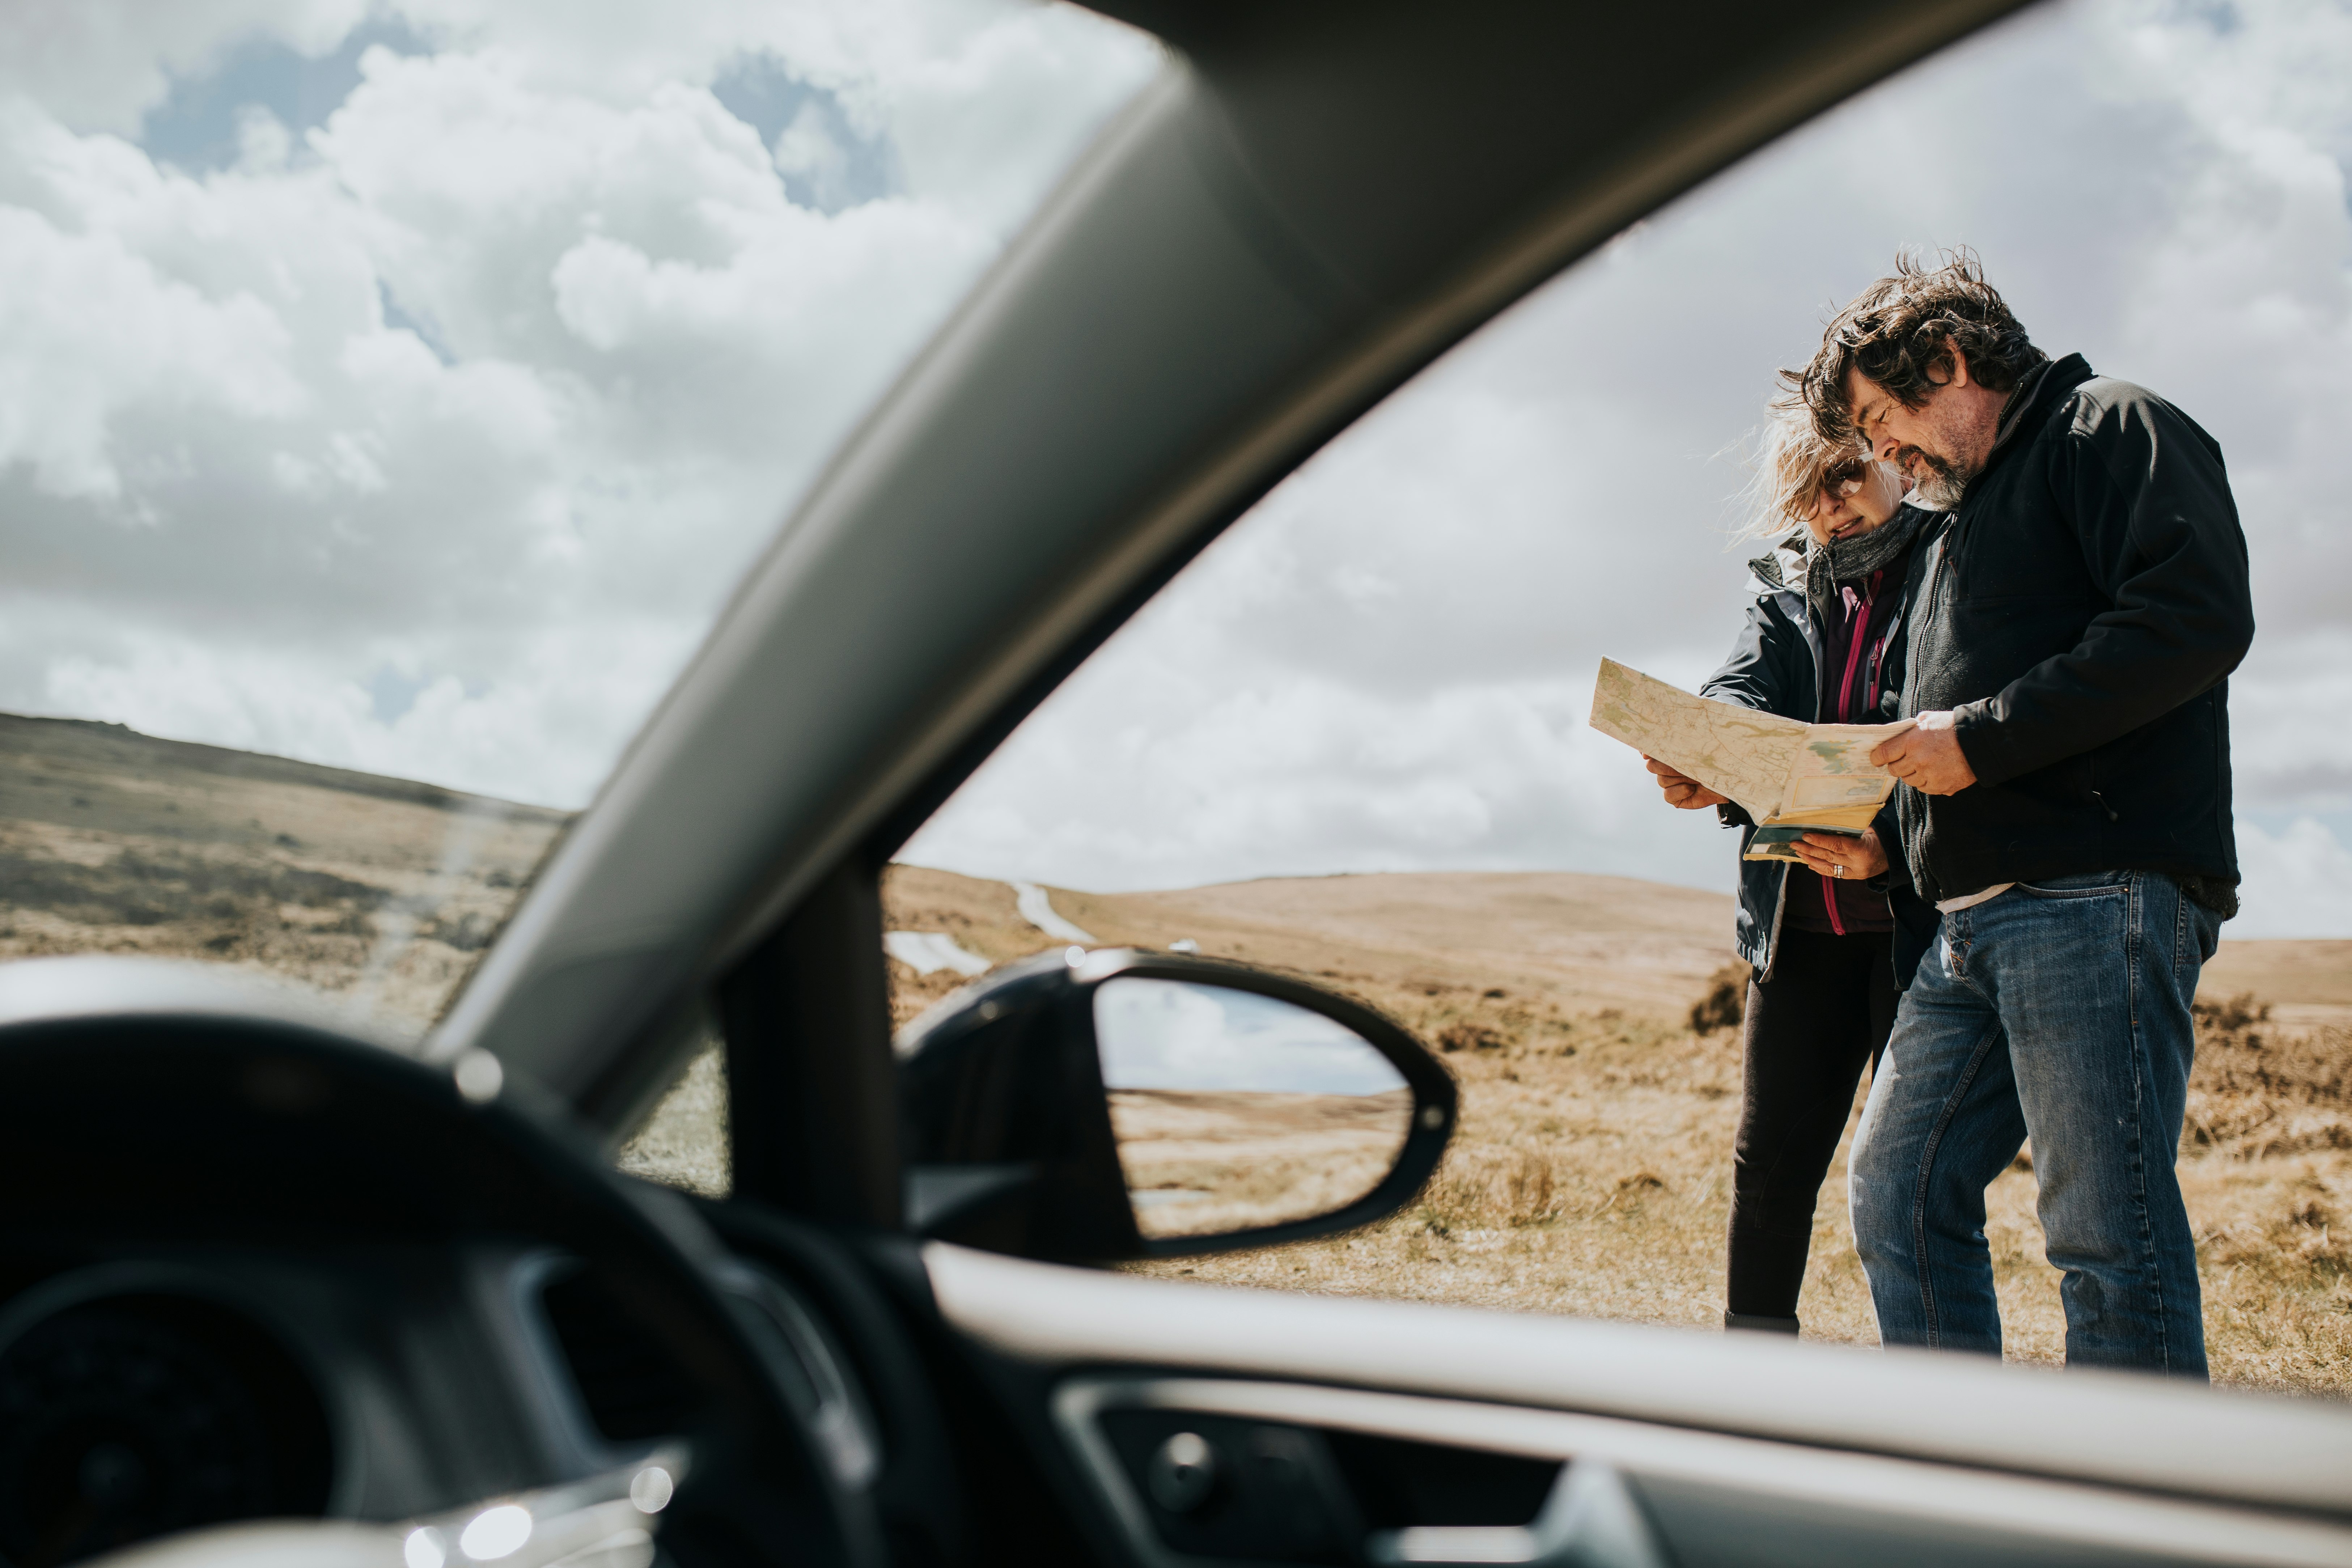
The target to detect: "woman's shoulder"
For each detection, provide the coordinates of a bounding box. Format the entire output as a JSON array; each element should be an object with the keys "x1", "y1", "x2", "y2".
[{"x1": 1743, "y1": 533, "x2": 1809, "y2": 598}]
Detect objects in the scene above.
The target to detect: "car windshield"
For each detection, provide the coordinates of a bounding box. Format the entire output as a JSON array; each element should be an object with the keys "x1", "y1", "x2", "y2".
[
  {"x1": 0, "y1": 1, "x2": 1158, "y2": 1038},
  {"x1": 859, "y1": 0, "x2": 2352, "y2": 1391}
]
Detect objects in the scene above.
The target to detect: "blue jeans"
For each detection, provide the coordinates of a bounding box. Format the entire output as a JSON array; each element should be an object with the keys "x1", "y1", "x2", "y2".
[{"x1": 1849, "y1": 870, "x2": 2220, "y2": 1376}]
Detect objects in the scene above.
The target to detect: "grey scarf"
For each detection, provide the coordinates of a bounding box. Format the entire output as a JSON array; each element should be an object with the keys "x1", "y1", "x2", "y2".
[{"x1": 1804, "y1": 504, "x2": 1927, "y2": 633}]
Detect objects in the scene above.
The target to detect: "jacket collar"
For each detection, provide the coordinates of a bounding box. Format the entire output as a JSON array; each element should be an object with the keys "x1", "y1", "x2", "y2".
[
  {"x1": 1746, "y1": 532, "x2": 1810, "y2": 596},
  {"x1": 1983, "y1": 351, "x2": 2092, "y2": 472}
]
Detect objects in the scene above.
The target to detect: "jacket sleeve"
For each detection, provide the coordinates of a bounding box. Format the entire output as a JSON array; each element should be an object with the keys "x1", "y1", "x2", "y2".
[
  {"x1": 1700, "y1": 590, "x2": 1808, "y2": 828},
  {"x1": 1952, "y1": 392, "x2": 2255, "y2": 788},
  {"x1": 1864, "y1": 797, "x2": 1901, "y2": 890},
  {"x1": 1700, "y1": 592, "x2": 1808, "y2": 717}
]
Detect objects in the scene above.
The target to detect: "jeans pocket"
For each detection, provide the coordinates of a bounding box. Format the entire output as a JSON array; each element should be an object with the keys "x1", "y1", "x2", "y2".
[
  {"x1": 2175, "y1": 886, "x2": 2222, "y2": 970},
  {"x1": 2016, "y1": 873, "x2": 2129, "y2": 902}
]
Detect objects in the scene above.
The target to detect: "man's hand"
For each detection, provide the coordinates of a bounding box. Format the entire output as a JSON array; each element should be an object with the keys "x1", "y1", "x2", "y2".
[
  {"x1": 1644, "y1": 755, "x2": 1728, "y2": 810},
  {"x1": 1791, "y1": 827, "x2": 1890, "y2": 881},
  {"x1": 1870, "y1": 710, "x2": 1978, "y2": 796}
]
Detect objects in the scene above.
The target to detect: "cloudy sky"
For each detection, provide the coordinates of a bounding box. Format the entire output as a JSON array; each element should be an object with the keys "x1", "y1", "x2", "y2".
[
  {"x1": 0, "y1": 0, "x2": 1156, "y2": 809},
  {"x1": 911, "y1": 0, "x2": 2352, "y2": 938},
  {"x1": 5, "y1": 1, "x2": 2350, "y2": 937}
]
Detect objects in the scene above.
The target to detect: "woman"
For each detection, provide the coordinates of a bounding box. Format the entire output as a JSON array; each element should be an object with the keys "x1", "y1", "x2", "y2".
[{"x1": 1645, "y1": 403, "x2": 1940, "y2": 1337}]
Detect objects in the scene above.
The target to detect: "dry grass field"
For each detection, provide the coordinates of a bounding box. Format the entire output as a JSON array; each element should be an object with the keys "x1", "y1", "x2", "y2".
[
  {"x1": 0, "y1": 713, "x2": 567, "y2": 1031},
  {"x1": 1108, "y1": 1086, "x2": 1412, "y2": 1239},
  {"x1": 860, "y1": 863, "x2": 2352, "y2": 1398},
  {"x1": 880, "y1": 861, "x2": 1735, "y2": 1027},
  {"x1": 1, "y1": 714, "x2": 2342, "y2": 1396},
  {"x1": 1134, "y1": 982, "x2": 2352, "y2": 1397}
]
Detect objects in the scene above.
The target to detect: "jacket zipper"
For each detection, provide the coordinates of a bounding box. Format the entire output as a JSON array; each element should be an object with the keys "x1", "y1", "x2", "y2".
[
  {"x1": 1904, "y1": 536, "x2": 1949, "y2": 902},
  {"x1": 1866, "y1": 572, "x2": 1898, "y2": 715},
  {"x1": 1765, "y1": 579, "x2": 1827, "y2": 979},
  {"x1": 1820, "y1": 572, "x2": 1894, "y2": 938},
  {"x1": 1834, "y1": 586, "x2": 1870, "y2": 726}
]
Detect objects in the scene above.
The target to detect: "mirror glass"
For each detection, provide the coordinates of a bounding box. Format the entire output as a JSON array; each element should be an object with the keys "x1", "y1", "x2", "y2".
[{"x1": 1094, "y1": 978, "x2": 1414, "y2": 1241}]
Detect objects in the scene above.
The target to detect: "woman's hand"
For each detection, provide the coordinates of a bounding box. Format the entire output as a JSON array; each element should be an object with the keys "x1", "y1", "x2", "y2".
[
  {"x1": 1644, "y1": 755, "x2": 1728, "y2": 810},
  {"x1": 1791, "y1": 827, "x2": 1889, "y2": 880}
]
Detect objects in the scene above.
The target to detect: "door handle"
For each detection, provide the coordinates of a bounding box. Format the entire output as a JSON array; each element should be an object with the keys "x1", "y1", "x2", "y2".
[{"x1": 1365, "y1": 1459, "x2": 1666, "y2": 1568}]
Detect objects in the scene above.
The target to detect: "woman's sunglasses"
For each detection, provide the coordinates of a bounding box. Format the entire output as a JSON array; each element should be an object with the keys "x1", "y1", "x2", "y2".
[{"x1": 1819, "y1": 456, "x2": 1868, "y2": 498}]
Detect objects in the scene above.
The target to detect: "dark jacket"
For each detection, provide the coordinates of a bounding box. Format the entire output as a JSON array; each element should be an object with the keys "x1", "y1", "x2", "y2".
[
  {"x1": 1702, "y1": 523, "x2": 1942, "y2": 988},
  {"x1": 1898, "y1": 354, "x2": 2254, "y2": 905}
]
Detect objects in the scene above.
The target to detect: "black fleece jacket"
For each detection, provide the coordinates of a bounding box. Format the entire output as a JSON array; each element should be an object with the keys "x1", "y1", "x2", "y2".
[{"x1": 1898, "y1": 353, "x2": 2254, "y2": 905}]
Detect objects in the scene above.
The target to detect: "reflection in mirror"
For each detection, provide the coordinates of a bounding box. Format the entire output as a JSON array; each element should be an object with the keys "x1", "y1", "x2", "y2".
[{"x1": 1095, "y1": 978, "x2": 1412, "y2": 1240}]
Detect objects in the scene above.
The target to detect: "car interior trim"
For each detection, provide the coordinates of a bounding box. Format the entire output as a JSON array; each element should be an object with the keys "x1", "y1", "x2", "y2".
[
  {"x1": 925, "y1": 1241, "x2": 2352, "y2": 1517},
  {"x1": 1053, "y1": 1377, "x2": 2352, "y2": 1568},
  {"x1": 0, "y1": 1258, "x2": 362, "y2": 1519},
  {"x1": 492, "y1": 1248, "x2": 664, "y2": 1482},
  {"x1": 88, "y1": 1447, "x2": 688, "y2": 1568},
  {"x1": 709, "y1": 1259, "x2": 882, "y2": 1491}
]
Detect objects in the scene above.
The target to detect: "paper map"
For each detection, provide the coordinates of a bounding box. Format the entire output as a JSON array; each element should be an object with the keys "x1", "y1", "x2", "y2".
[{"x1": 1588, "y1": 659, "x2": 1913, "y2": 862}]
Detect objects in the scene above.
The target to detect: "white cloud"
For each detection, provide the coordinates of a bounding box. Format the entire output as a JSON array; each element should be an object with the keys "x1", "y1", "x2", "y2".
[
  {"x1": 900, "y1": 484, "x2": 1747, "y2": 894},
  {"x1": 0, "y1": 0, "x2": 369, "y2": 134},
  {"x1": 0, "y1": 138, "x2": 310, "y2": 501},
  {"x1": 2226, "y1": 631, "x2": 2352, "y2": 809},
  {"x1": 0, "y1": 0, "x2": 1158, "y2": 806},
  {"x1": 2235, "y1": 817, "x2": 2352, "y2": 938},
  {"x1": 39, "y1": 619, "x2": 687, "y2": 809}
]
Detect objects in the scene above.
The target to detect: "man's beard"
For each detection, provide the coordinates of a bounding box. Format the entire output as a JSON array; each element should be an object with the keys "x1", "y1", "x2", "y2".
[{"x1": 1904, "y1": 448, "x2": 1973, "y2": 509}]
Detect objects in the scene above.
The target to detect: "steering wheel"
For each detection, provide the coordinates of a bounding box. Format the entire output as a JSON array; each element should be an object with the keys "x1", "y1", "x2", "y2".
[{"x1": 0, "y1": 959, "x2": 873, "y2": 1568}]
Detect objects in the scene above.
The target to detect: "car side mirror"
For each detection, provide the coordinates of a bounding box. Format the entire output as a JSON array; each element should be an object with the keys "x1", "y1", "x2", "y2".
[{"x1": 895, "y1": 948, "x2": 1455, "y2": 1263}]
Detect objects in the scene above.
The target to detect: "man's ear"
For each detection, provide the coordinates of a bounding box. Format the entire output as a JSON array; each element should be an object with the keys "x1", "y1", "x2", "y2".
[{"x1": 1932, "y1": 334, "x2": 1973, "y2": 389}]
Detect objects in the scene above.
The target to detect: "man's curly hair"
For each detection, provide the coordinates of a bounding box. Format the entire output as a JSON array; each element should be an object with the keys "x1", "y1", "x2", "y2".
[{"x1": 1792, "y1": 249, "x2": 2045, "y2": 444}]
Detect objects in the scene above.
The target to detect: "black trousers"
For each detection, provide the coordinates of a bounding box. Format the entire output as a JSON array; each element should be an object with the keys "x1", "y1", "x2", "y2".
[{"x1": 1726, "y1": 925, "x2": 1899, "y2": 1320}]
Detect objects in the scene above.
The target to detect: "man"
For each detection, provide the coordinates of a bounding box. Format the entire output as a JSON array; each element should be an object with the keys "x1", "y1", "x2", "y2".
[{"x1": 1796, "y1": 253, "x2": 2253, "y2": 1376}]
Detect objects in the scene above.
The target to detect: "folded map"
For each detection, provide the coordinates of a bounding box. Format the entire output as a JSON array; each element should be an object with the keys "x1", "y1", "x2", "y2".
[{"x1": 1587, "y1": 659, "x2": 1914, "y2": 863}]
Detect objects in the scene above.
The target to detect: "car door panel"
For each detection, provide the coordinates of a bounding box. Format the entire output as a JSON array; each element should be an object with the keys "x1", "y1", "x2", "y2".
[{"x1": 926, "y1": 1243, "x2": 2352, "y2": 1568}]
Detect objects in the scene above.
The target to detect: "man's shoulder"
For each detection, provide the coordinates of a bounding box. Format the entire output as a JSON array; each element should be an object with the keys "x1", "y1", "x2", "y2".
[
  {"x1": 2044, "y1": 375, "x2": 2230, "y2": 488},
  {"x1": 2064, "y1": 373, "x2": 2165, "y2": 413},
  {"x1": 2053, "y1": 373, "x2": 2199, "y2": 442}
]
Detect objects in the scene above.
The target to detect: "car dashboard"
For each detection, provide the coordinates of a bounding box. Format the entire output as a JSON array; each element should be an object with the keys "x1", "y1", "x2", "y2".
[
  {"x1": 0, "y1": 1239, "x2": 749, "y2": 1544},
  {"x1": 5, "y1": 987, "x2": 2351, "y2": 1568},
  {"x1": 0, "y1": 996, "x2": 894, "y2": 1568}
]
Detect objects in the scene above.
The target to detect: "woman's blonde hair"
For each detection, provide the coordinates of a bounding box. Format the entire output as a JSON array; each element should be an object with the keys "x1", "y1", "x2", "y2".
[{"x1": 1737, "y1": 396, "x2": 1868, "y2": 542}]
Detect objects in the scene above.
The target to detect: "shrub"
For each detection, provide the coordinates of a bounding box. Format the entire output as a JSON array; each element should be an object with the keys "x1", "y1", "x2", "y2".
[
  {"x1": 1689, "y1": 962, "x2": 1751, "y2": 1034},
  {"x1": 1437, "y1": 1021, "x2": 1507, "y2": 1053}
]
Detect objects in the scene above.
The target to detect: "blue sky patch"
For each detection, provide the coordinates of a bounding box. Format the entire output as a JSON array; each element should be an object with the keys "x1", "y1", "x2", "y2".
[
  {"x1": 366, "y1": 663, "x2": 428, "y2": 725},
  {"x1": 711, "y1": 53, "x2": 898, "y2": 213},
  {"x1": 139, "y1": 16, "x2": 431, "y2": 174}
]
